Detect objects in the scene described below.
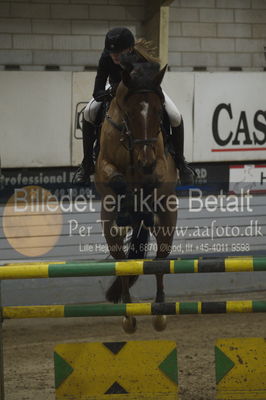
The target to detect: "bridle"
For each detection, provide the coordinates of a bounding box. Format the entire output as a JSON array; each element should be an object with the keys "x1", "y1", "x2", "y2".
[{"x1": 105, "y1": 88, "x2": 164, "y2": 169}]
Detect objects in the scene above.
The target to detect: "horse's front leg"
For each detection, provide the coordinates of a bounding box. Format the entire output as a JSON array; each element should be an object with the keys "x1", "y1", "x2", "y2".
[
  {"x1": 109, "y1": 174, "x2": 134, "y2": 227},
  {"x1": 121, "y1": 276, "x2": 131, "y2": 303},
  {"x1": 96, "y1": 160, "x2": 132, "y2": 226},
  {"x1": 151, "y1": 208, "x2": 177, "y2": 332},
  {"x1": 121, "y1": 276, "x2": 137, "y2": 334},
  {"x1": 95, "y1": 159, "x2": 128, "y2": 200}
]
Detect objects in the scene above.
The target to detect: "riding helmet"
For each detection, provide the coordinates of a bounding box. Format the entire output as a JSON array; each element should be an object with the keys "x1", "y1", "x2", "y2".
[{"x1": 104, "y1": 27, "x2": 135, "y2": 53}]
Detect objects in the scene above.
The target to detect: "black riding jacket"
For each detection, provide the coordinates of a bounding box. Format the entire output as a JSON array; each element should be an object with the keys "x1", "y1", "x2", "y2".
[{"x1": 92, "y1": 50, "x2": 145, "y2": 101}]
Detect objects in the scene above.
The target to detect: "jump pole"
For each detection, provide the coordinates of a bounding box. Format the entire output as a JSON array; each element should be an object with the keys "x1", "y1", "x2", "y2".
[
  {"x1": 2, "y1": 300, "x2": 266, "y2": 319},
  {"x1": 1, "y1": 256, "x2": 266, "y2": 279}
]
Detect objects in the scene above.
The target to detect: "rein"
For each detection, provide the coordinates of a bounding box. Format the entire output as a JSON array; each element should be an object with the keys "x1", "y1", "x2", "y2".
[
  {"x1": 105, "y1": 114, "x2": 125, "y2": 133},
  {"x1": 106, "y1": 109, "x2": 135, "y2": 169}
]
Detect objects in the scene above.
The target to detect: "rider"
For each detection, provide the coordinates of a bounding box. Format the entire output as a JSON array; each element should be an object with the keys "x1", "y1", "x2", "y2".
[{"x1": 73, "y1": 27, "x2": 195, "y2": 185}]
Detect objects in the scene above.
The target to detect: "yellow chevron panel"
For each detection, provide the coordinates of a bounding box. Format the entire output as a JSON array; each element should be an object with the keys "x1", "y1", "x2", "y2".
[
  {"x1": 55, "y1": 340, "x2": 178, "y2": 400},
  {"x1": 216, "y1": 337, "x2": 266, "y2": 399}
]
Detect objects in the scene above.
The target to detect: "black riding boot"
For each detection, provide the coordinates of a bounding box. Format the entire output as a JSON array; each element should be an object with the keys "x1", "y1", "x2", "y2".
[
  {"x1": 72, "y1": 117, "x2": 96, "y2": 184},
  {"x1": 171, "y1": 119, "x2": 195, "y2": 185}
]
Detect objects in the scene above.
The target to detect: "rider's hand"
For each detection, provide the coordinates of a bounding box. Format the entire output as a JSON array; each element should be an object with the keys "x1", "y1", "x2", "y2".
[
  {"x1": 105, "y1": 87, "x2": 115, "y2": 101},
  {"x1": 94, "y1": 90, "x2": 107, "y2": 101},
  {"x1": 94, "y1": 89, "x2": 114, "y2": 102}
]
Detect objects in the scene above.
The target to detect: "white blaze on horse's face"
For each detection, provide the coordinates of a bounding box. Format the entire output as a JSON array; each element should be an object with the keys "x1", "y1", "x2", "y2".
[{"x1": 140, "y1": 101, "x2": 149, "y2": 144}]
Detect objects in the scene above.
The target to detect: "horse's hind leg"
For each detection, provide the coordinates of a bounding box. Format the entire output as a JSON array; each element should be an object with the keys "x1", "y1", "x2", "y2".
[
  {"x1": 122, "y1": 220, "x2": 149, "y2": 334},
  {"x1": 121, "y1": 276, "x2": 131, "y2": 303},
  {"x1": 121, "y1": 276, "x2": 137, "y2": 334}
]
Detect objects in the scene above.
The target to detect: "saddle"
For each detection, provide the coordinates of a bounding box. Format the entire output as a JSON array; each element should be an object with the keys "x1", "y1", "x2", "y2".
[{"x1": 93, "y1": 99, "x2": 111, "y2": 162}]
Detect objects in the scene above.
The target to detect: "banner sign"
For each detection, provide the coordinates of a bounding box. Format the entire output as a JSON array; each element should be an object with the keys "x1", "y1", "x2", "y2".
[
  {"x1": 0, "y1": 165, "x2": 265, "y2": 261},
  {"x1": 194, "y1": 73, "x2": 266, "y2": 162},
  {"x1": 229, "y1": 164, "x2": 266, "y2": 193}
]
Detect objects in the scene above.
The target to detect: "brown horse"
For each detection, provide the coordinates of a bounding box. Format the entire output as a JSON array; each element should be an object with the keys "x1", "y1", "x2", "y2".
[{"x1": 94, "y1": 60, "x2": 178, "y2": 332}]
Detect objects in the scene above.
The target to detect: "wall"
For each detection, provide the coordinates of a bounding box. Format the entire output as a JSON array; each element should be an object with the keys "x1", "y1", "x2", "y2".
[
  {"x1": 0, "y1": 71, "x2": 72, "y2": 168},
  {"x1": 1, "y1": 0, "x2": 265, "y2": 168},
  {"x1": 0, "y1": 0, "x2": 265, "y2": 71},
  {"x1": 1, "y1": 70, "x2": 265, "y2": 168},
  {"x1": 0, "y1": 0, "x2": 145, "y2": 71},
  {"x1": 169, "y1": 0, "x2": 266, "y2": 71},
  {"x1": 3, "y1": 272, "x2": 266, "y2": 306}
]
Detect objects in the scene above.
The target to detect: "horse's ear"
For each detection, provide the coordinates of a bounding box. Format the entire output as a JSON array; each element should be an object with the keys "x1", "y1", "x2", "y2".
[
  {"x1": 153, "y1": 64, "x2": 168, "y2": 87},
  {"x1": 122, "y1": 70, "x2": 132, "y2": 88}
]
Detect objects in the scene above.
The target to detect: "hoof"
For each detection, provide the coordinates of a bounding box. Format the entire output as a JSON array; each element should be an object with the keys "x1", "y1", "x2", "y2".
[
  {"x1": 122, "y1": 316, "x2": 137, "y2": 334},
  {"x1": 152, "y1": 315, "x2": 167, "y2": 331}
]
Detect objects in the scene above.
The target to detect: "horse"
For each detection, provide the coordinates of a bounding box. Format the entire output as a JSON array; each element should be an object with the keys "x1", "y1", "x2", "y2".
[{"x1": 94, "y1": 59, "x2": 178, "y2": 333}]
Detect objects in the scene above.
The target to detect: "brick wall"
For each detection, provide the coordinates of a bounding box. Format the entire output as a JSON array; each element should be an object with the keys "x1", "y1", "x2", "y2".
[
  {"x1": 0, "y1": 0, "x2": 145, "y2": 70},
  {"x1": 0, "y1": 0, "x2": 265, "y2": 71},
  {"x1": 169, "y1": 0, "x2": 266, "y2": 71}
]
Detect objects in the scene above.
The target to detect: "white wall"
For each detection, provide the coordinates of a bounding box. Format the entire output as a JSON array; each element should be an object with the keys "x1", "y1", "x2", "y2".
[
  {"x1": 1, "y1": 70, "x2": 265, "y2": 168},
  {"x1": 72, "y1": 71, "x2": 96, "y2": 166},
  {"x1": 0, "y1": 71, "x2": 72, "y2": 168}
]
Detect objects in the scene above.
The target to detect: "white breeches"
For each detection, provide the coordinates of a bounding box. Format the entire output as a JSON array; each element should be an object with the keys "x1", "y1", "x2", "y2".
[
  {"x1": 84, "y1": 98, "x2": 102, "y2": 124},
  {"x1": 163, "y1": 91, "x2": 182, "y2": 128},
  {"x1": 84, "y1": 90, "x2": 182, "y2": 128}
]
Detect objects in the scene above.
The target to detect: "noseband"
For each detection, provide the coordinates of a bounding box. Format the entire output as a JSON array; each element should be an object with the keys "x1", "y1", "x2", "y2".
[{"x1": 105, "y1": 89, "x2": 164, "y2": 169}]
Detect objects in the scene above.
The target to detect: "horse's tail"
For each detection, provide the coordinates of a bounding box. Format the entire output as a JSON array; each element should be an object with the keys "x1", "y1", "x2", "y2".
[{"x1": 105, "y1": 222, "x2": 149, "y2": 303}]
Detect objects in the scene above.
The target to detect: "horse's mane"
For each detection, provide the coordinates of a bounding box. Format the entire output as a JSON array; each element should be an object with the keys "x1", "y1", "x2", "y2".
[
  {"x1": 134, "y1": 39, "x2": 161, "y2": 65},
  {"x1": 117, "y1": 38, "x2": 162, "y2": 93},
  {"x1": 130, "y1": 62, "x2": 160, "y2": 88},
  {"x1": 120, "y1": 53, "x2": 161, "y2": 92}
]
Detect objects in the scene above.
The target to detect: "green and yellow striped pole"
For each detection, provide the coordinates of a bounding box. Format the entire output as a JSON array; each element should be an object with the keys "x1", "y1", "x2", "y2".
[
  {"x1": 1, "y1": 257, "x2": 266, "y2": 279},
  {"x1": 2, "y1": 300, "x2": 266, "y2": 319}
]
